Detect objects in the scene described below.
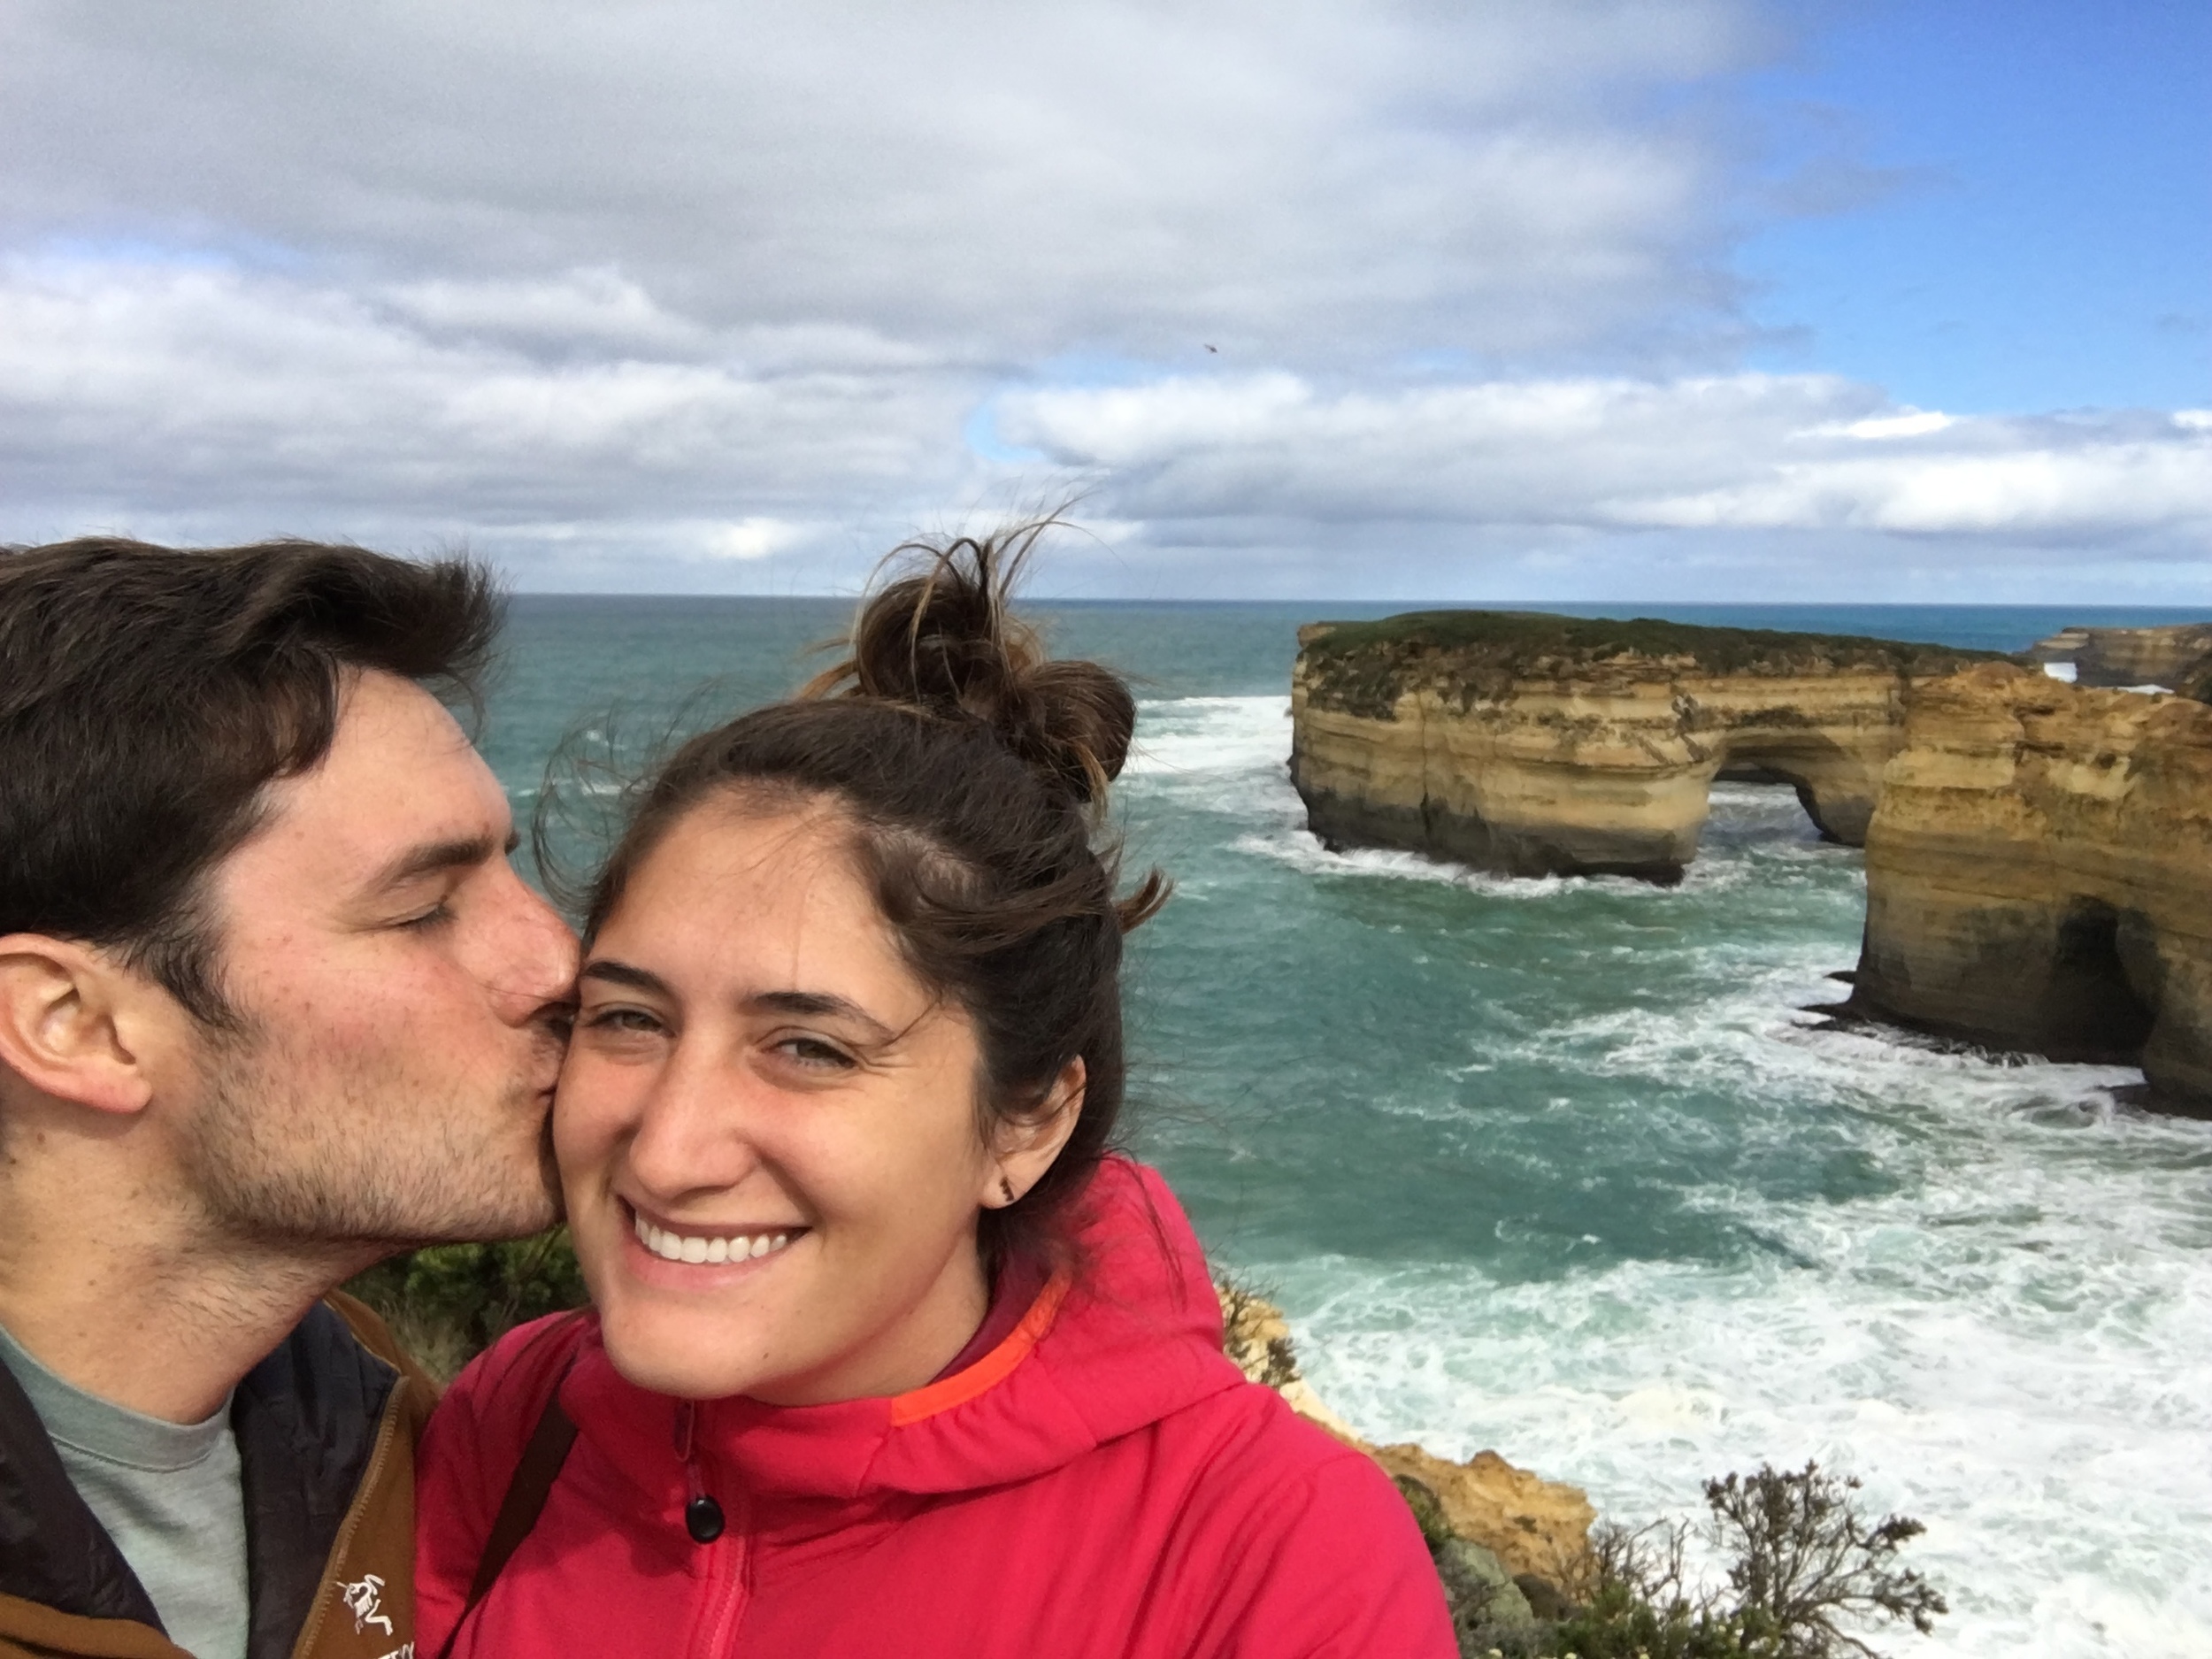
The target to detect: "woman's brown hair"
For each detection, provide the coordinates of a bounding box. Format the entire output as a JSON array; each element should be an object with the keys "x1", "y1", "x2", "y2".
[{"x1": 578, "y1": 522, "x2": 1168, "y2": 1265}]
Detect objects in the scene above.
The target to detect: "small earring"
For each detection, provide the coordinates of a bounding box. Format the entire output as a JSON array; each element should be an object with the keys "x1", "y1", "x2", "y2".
[{"x1": 999, "y1": 1175, "x2": 1017, "y2": 1205}]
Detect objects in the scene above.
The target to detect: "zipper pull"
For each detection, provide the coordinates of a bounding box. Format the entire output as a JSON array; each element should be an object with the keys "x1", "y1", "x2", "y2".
[{"x1": 672, "y1": 1399, "x2": 726, "y2": 1544}]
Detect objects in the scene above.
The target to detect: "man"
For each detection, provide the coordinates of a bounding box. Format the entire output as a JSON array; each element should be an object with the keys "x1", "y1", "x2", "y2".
[{"x1": 0, "y1": 539, "x2": 578, "y2": 1659}]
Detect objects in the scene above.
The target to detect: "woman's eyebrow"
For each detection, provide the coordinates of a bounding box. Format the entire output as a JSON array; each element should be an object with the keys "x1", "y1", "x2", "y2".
[
  {"x1": 580, "y1": 958, "x2": 672, "y2": 996},
  {"x1": 745, "y1": 988, "x2": 894, "y2": 1041}
]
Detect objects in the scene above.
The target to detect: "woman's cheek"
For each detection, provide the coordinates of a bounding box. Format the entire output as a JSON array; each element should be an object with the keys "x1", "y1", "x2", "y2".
[{"x1": 551, "y1": 1060, "x2": 636, "y2": 1225}]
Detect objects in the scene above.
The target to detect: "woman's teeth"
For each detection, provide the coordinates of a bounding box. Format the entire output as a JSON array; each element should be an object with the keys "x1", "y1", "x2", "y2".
[{"x1": 634, "y1": 1213, "x2": 794, "y2": 1265}]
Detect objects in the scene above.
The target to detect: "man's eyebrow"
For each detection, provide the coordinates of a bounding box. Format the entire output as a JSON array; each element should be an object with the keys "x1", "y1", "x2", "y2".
[
  {"x1": 581, "y1": 959, "x2": 673, "y2": 997},
  {"x1": 746, "y1": 989, "x2": 895, "y2": 1040},
  {"x1": 372, "y1": 831, "x2": 511, "y2": 891}
]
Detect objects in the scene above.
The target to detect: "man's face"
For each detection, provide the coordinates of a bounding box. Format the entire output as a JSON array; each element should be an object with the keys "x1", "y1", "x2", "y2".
[{"x1": 165, "y1": 670, "x2": 578, "y2": 1249}]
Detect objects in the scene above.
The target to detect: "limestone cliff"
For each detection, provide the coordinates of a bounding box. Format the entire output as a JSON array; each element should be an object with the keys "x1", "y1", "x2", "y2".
[
  {"x1": 1845, "y1": 663, "x2": 2212, "y2": 1112},
  {"x1": 2029, "y1": 622, "x2": 2212, "y2": 689},
  {"x1": 1217, "y1": 1282, "x2": 1594, "y2": 1578},
  {"x1": 1291, "y1": 611, "x2": 2006, "y2": 883}
]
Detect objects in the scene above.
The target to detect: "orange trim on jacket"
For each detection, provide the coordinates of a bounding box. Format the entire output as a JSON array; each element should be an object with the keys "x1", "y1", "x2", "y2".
[{"x1": 888, "y1": 1272, "x2": 1071, "y2": 1427}]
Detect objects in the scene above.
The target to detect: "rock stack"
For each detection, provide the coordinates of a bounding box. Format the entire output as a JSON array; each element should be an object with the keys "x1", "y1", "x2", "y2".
[
  {"x1": 1291, "y1": 611, "x2": 2007, "y2": 883},
  {"x1": 1840, "y1": 663, "x2": 2212, "y2": 1113},
  {"x1": 2028, "y1": 622, "x2": 2212, "y2": 690}
]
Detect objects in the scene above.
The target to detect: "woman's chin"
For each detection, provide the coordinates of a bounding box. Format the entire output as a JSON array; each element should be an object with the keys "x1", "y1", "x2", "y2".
[{"x1": 596, "y1": 1302, "x2": 772, "y2": 1402}]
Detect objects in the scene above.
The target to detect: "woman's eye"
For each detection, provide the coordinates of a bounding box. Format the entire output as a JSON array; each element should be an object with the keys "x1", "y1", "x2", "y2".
[
  {"x1": 775, "y1": 1035, "x2": 856, "y2": 1070},
  {"x1": 584, "y1": 1006, "x2": 664, "y2": 1035},
  {"x1": 397, "y1": 901, "x2": 454, "y2": 932}
]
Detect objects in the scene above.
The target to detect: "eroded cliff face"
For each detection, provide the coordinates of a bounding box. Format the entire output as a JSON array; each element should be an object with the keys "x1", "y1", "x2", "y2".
[
  {"x1": 2030, "y1": 622, "x2": 2212, "y2": 688},
  {"x1": 1291, "y1": 611, "x2": 2003, "y2": 883},
  {"x1": 1845, "y1": 664, "x2": 2212, "y2": 1111}
]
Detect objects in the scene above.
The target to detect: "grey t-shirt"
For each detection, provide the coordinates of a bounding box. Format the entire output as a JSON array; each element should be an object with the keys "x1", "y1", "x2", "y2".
[{"x1": 0, "y1": 1320, "x2": 250, "y2": 1659}]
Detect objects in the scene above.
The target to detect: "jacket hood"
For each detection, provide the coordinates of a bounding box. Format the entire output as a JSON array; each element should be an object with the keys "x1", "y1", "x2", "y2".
[{"x1": 563, "y1": 1155, "x2": 1246, "y2": 1513}]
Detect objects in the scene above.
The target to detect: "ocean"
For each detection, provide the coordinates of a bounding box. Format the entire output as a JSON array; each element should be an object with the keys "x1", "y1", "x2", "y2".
[{"x1": 488, "y1": 596, "x2": 2212, "y2": 1658}]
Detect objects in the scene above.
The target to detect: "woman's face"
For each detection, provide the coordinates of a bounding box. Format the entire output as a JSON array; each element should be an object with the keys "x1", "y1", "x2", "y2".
[{"x1": 556, "y1": 797, "x2": 1009, "y2": 1405}]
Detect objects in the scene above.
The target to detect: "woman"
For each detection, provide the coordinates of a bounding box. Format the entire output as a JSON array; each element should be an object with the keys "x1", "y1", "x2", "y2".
[{"x1": 414, "y1": 532, "x2": 1454, "y2": 1657}]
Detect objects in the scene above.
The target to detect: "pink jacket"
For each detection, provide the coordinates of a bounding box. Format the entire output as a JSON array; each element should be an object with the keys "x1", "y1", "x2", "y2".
[{"x1": 416, "y1": 1156, "x2": 1455, "y2": 1657}]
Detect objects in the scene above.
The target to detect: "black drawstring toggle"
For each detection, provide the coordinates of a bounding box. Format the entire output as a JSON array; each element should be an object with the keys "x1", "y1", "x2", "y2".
[{"x1": 686, "y1": 1494, "x2": 726, "y2": 1543}]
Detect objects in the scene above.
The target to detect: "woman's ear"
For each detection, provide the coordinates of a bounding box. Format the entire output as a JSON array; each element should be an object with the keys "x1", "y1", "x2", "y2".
[
  {"x1": 0, "y1": 935, "x2": 160, "y2": 1118},
  {"x1": 985, "y1": 1056, "x2": 1087, "y2": 1208}
]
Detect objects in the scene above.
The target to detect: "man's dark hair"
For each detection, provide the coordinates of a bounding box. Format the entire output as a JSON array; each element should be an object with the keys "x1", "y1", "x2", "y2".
[{"x1": 0, "y1": 538, "x2": 502, "y2": 1027}]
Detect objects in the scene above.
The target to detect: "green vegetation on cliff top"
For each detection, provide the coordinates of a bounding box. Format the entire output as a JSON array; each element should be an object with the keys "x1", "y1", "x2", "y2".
[
  {"x1": 1297, "y1": 610, "x2": 2019, "y2": 720},
  {"x1": 1302, "y1": 610, "x2": 2016, "y2": 675}
]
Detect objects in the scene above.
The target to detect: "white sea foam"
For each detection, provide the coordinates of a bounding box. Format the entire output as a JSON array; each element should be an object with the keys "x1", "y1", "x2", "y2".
[
  {"x1": 1125, "y1": 695, "x2": 1296, "y2": 779},
  {"x1": 1258, "y1": 972, "x2": 2212, "y2": 1656},
  {"x1": 1141, "y1": 693, "x2": 2212, "y2": 1655}
]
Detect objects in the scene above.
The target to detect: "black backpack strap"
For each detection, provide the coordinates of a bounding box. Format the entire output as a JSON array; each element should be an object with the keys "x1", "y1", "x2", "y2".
[{"x1": 438, "y1": 1355, "x2": 580, "y2": 1659}]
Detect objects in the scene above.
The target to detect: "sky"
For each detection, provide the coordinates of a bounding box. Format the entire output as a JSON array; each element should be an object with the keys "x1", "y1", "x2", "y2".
[{"x1": 2, "y1": 0, "x2": 2206, "y2": 601}]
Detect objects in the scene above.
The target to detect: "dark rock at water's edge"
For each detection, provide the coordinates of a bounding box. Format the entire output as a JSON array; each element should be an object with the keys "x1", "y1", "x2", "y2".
[
  {"x1": 1289, "y1": 610, "x2": 2013, "y2": 884},
  {"x1": 2108, "y1": 1080, "x2": 2212, "y2": 1120}
]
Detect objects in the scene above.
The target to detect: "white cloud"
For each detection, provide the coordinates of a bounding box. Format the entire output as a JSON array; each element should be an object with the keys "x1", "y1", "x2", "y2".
[
  {"x1": 0, "y1": 2, "x2": 2202, "y2": 597},
  {"x1": 1002, "y1": 373, "x2": 2212, "y2": 544},
  {"x1": 1832, "y1": 411, "x2": 1955, "y2": 440},
  {"x1": 8, "y1": 256, "x2": 2208, "y2": 597},
  {"x1": 380, "y1": 271, "x2": 705, "y2": 355},
  {"x1": 0, "y1": 0, "x2": 1770, "y2": 364},
  {"x1": 0, "y1": 256, "x2": 972, "y2": 530},
  {"x1": 705, "y1": 517, "x2": 814, "y2": 561}
]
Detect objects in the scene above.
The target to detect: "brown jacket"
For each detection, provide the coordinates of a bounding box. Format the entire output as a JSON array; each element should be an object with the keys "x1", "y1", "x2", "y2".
[{"x1": 0, "y1": 1294, "x2": 436, "y2": 1659}]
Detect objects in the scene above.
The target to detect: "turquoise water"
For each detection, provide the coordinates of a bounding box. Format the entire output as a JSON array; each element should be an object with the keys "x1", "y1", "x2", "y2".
[{"x1": 488, "y1": 598, "x2": 2212, "y2": 1658}]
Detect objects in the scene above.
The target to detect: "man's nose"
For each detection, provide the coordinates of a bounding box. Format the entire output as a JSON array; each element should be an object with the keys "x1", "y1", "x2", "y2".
[{"x1": 487, "y1": 868, "x2": 581, "y2": 1024}]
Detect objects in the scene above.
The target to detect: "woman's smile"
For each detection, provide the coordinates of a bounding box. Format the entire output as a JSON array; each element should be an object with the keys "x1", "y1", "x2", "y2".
[{"x1": 622, "y1": 1197, "x2": 808, "y2": 1271}]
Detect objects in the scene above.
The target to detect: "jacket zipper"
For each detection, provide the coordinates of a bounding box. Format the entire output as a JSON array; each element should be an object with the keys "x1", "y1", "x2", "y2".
[{"x1": 675, "y1": 1401, "x2": 749, "y2": 1655}]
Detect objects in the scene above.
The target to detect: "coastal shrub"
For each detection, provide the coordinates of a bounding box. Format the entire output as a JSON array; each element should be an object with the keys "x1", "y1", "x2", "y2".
[
  {"x1": 1548, "y1": 1518, "x2": 1759, "y2": 1659},
  {"x1": 1547, "y1": 1463, "x2": 1945, "y2": 1659},
  {"x1": 1701, "y1": 1463, "x2": 1946, "y2": 1657},
  {"x1": 344, "y1": 1230, "x2": 587, "y2": 1382},
  {"x1": 1215, "y1": 1274, "x2": 1303, "y2": 1389},
  {"x1": 1394, "y1": 1473, "x2": 1455, "y2": 1553}
]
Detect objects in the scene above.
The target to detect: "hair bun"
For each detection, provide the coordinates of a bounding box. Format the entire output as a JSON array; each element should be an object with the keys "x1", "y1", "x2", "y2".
[{"x1": 808, "y1": 525, "x2": 1136, "y2": 807}]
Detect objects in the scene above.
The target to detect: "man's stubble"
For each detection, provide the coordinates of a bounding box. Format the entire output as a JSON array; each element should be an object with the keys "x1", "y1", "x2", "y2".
[{"x1": 173, "y1": 1013, "x2": 564, "y2": 1253}]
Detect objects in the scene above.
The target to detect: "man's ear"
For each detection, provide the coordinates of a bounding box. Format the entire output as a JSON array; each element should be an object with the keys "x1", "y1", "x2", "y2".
[
  {"x1": 0, "y1": 936, "x2": 160, "y2": 1117},
  {"x1": 986, "y1": 1057, "x2": 1087, "y2": 1209}
]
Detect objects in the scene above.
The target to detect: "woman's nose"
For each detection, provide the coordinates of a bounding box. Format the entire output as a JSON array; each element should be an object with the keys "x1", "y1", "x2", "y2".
[{"x1": 623, "y1": 1046, "x2": 762, "y2": 1201}]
